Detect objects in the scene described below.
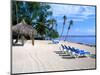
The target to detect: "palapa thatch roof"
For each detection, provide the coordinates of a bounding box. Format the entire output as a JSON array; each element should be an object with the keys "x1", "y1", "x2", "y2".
[{"x1": 12, "y1": 19, "x2": 37, "y2": 37}]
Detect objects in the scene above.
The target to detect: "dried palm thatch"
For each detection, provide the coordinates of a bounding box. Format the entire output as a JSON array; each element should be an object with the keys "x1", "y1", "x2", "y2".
[{"x1": 12, "y1": 19, "x2": 37, "y2": 46}]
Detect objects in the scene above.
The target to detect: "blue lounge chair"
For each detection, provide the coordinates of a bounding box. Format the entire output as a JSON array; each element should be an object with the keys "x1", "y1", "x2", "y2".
[
  {"x1": 60, "y1": 45, "x2": 76, "y2": 57},
  {"x1": 52, "y1": 40, "x2": 59, "y2": 44},
  {"x1": 64, "y1": 45, "x2": 90, "y2": 58},
  {"x1": 57, "y1": 44, "x2": 90, "y2": 59},
  {"x1": 55, "y1": 44, "x2": 67, "y2": 55},
  {"x1": 73, "y1": 48, "x2": 90, "y2": 57}
]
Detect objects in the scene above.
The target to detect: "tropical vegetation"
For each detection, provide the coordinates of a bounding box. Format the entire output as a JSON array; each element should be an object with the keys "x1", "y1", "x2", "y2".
[
  {"x1": 12, "y1": 1, "x2": 59, "y2": 40},
  {"x1": 12, "y1": 1, "x2": 73, "y2": 41}
]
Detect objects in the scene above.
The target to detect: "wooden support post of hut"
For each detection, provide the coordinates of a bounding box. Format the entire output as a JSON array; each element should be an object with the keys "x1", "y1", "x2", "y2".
[{"x1": 32, "y1": 33, "x2": 34, "y2": 45}]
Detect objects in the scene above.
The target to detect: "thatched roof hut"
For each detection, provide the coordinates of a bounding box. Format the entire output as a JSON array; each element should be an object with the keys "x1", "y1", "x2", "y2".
[{"x1": 12, "y1": 19, "x2": 37, "y2": 45}]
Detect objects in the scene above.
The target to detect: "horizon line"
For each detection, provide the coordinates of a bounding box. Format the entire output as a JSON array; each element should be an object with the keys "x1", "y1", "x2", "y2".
[{"x1": 60, "y1": 35, "x2": 96, "y2": 37}]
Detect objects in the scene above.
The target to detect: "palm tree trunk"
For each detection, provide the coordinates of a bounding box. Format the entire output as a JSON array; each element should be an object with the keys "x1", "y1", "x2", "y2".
[
  {"x1": 64, "y1": 30, "x2": 69, "y2": 41},
  {"x1": 64, "y1": 20, "x2": 73, "y2": 41},
  {"x1": 60, "y1": 15, "x2": 67, "y2": 39},
  {"x1": 60, "y1": 24, "x2": 64, "y2": 40},
  {"x1": 15, "y1": 2, "x2": 18, "y2": 23}
]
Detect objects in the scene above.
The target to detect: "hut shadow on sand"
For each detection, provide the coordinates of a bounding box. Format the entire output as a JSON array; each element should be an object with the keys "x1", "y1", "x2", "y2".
[{"x1": 12, "y1": 19, "x2": 37, "y2": 46}]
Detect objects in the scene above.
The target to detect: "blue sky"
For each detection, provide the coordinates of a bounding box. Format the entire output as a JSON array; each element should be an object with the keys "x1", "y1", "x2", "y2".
[{"x1": 49, "y1": 4, "x2": 96, "y2": 36}]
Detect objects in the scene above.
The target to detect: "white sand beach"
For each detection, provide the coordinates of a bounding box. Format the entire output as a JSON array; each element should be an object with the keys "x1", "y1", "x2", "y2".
[{"x1": 12, "y1": 40, "x2": 96, "y2": 74}]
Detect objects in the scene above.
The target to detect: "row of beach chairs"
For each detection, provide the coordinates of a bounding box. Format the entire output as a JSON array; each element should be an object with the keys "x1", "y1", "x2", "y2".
[{"x1": 55, "y1": 44, "x2": 91, "y2": 59}]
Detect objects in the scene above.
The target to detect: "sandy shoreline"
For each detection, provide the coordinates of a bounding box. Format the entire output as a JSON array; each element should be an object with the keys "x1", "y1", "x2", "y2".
[{"x1": 12, "y1": 40, "x2": 96, "y2": 74}]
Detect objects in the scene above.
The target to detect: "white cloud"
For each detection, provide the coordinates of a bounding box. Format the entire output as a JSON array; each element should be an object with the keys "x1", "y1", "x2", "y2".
[
  {"x1": 72, "y1": 18, "x2": 84, "y2": 22},
  {"x1": 87, "y1": 28, "x2": 95, "y2": 33},
  {"x1": 72, "y1": 28, "x2": 95, "y2": 35},
  {"x1": 50, "y1": 4, "x2": 95, "y2": 22}
]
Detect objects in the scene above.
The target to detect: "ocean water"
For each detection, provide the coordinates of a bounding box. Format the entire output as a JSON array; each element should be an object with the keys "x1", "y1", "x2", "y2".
[{"x1": 55, "y1": 36, "x2": 96, "y2": 45}]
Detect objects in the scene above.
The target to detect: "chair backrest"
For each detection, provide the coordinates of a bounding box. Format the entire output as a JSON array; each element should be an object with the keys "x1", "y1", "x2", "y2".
[
  {"x1": 71, "y1": 47, "x2": 76, "y2": 52},
  {"x1": 61, "y1": 44, "x2": 66, "y2": 50},
  {"x1": 64, "y1": 45, "x2": 69, "y2": 50},
  {"x1": 68, "y1": 46, "x2": 73, "y2": 51},
  {"x1": 74, "y1": 49, "x2": 80, "y2": 53}
]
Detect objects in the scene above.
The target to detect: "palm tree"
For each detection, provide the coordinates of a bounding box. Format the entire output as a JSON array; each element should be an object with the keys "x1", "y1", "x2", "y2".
[
  {"x1": 47, "y1": 18, "x2": 57, "y2": 40},
  {"x1": 64, "y1": 20, "x2": 73, "y2": 41},
  {"x1": 47, "y1": 18, "x2": 57, "y2": 29},
  {"x1": 12, "y1": 1, "x2": 59, "y2": 40},
  {"x1": 55, "y1": 23, "x2": 57, "y2": 32},
  {"x1": 12, "y1": 1, "x2": 41, "y2": 25},
  {"x1": 15, "y1": 1, "x2": 18, "y2": 23},
  {"x1": 60, "y1": 15, "x2": 67, "y2": 39}
]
